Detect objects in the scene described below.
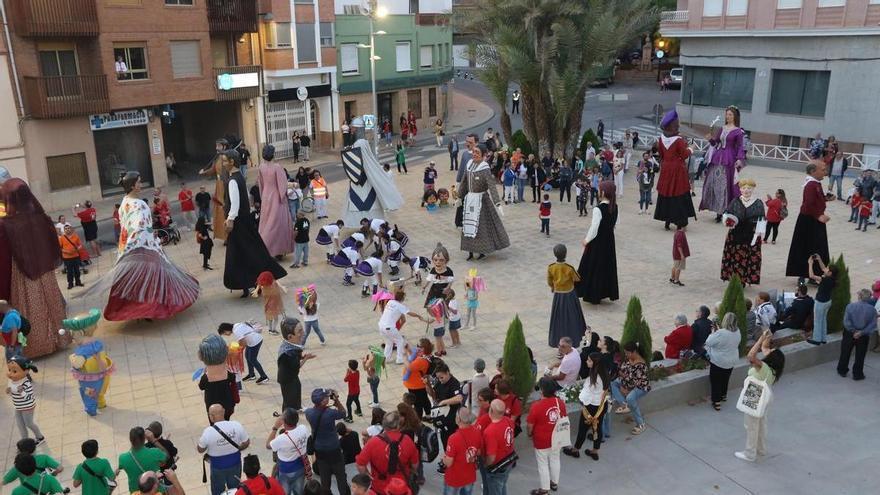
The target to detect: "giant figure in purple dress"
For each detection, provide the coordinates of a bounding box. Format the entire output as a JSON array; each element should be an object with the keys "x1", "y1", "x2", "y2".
[{"x1": 700, "y1": 106, "x2": 746, "y2": 222}]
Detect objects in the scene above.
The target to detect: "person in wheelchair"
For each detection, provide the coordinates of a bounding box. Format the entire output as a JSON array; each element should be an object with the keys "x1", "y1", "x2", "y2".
[{"x1": 152, "y1": 198, "x2": 180, "y2": 245}]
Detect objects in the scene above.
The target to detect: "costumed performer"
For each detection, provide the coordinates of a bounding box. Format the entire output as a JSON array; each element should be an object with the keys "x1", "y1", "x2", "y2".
[
  {"x1": 577, "y1": 181, "x2": 619, "y2": 305},
  {"x1": 196, "y1": 334, "x2": 237, "y2": 421},
  {"x1": 221, "y1": 151, "x2": 287, "y2": 298},
  {"x1": 786, "y1": 160, "x2": 830, "y2": 281},
  {"x1": 257, "y1": 144, "x2": 295, "y2": 258},
  {"x1": 0, "y1": 178, "x2": 67, "y2": 357},
  {"x1": 459, "y1": 144, "x2": 510, "y2": 260},
  {"x1": 701, "y1": 106, "x2": 747, "y2": 222},
  {"x1": 654, "y1": 110, "x2": 696, "y2": 229},
  {"x1": 59, "y1": 309, "x2": 113, "y2": 416},
  {"x1": 340, "y1": 130, "x2": 404, "y2": 226},
  {"x1": 6, "y1": 354, "x2": 43, "y2": 440},
  {"x1": 720, "y1": 178, "x2": 766, "y2": 286},
  {"x1": 198, "y1": 138, "x2": 229, "y2": 241},
  {"x1": 548, "y1": 244, "x2": 587, "y2": 348},
  {"x1": 101, "y1": 172, "x2": 199, "y2": 320}
]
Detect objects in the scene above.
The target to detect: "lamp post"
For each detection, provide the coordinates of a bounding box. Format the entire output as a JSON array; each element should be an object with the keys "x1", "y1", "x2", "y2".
[{"x1": 360, "y1": 0, "x2": 387, "y2": 155}]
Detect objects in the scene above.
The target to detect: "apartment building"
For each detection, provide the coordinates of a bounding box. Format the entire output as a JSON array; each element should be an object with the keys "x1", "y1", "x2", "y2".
[
  {"x1": 451, "y1": 0, "x2": 476, "y2": 68},
  {"x1": 661, "y1": 0, "x2": 880, "y2": 160},
  {"x1": 259, "y1": 0, "x2": 339, "y2": 157},
  {"x1": 334, "y1": 0, "x2": 453, "y2": 137},
  {"x1": 1, "y1": 0, "x2": 261, "y2": 209},
  {"x1": 0, "y1": 25, "x2": 25, "y2": 179}
]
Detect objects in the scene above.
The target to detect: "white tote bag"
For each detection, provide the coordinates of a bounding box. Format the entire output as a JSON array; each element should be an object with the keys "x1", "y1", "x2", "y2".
[
  {"x1": 735, "y1": 375, "x2": 773, "y2": 418},
  {"x1": 551, "y1": 399, "x2": 571, "y2": 450}
]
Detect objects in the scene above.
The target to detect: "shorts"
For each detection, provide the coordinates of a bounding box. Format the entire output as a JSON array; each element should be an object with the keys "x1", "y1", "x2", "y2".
[
  {"x1": 448, "y1": 319, "x2": 462, "y2": 331},
  {"x1": 433, "y1": 325, "x2": 446, "y2": 337},
  {"x1": 673, "y1": 258, "x2": 686, "y2": 270}
]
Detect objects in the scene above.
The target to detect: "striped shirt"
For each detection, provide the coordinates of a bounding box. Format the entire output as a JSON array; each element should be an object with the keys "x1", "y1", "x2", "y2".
[{"x1": 9, "y1": 377, "x2": 36, "y2": 410}]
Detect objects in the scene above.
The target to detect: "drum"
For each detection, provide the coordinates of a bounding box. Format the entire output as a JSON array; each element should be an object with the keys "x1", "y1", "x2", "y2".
[
  {"x1": 300, "y1": 196, "x2": 315, "y2": 213},
  {"x1": 315, "y1": 228, "x2": 332, "y2": 245},
  {"x1": 354, "y1": 261, "x2": 375, "y2": 277}
]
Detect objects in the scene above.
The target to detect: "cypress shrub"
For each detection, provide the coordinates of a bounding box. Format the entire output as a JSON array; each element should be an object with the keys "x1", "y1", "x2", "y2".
[
  {"x1": 827, "y1": 254, "x2": 851, "y2": 334},
  {"x1": 502, "y1": 315, "x2": 535, "y2": 400},
  {"x1": 579, "y1": 129, "x2": 602, "y2": 158},
  {"x1": 719, "y1": 275, "x2": 749, "y2": 355},
  {"x1": 621, "y1": 296, "x2": 652, "y2": 362}
]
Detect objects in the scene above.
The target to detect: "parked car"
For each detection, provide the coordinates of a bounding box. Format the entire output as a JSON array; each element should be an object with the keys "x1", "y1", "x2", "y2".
[{"x1": 668, "y1": 67, "x2": 683, "y2": 88}]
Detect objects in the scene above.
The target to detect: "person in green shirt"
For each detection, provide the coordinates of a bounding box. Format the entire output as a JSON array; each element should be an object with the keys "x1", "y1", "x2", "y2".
[
  {"x1": 73, "y1": 440, "x2": 116, "y2": 495},
  {"x1": 10, "y1": 454, "x2": 64, "y2": 495},
  {"x1": 2, "y1": 439, "x2": 62, "y2": 485},
  {"x1": 116, "y1": 428, "x2": 168, "y2": 494},
  {"x1": 736, "y1": 329, "x2": 785, "y2": 463}
]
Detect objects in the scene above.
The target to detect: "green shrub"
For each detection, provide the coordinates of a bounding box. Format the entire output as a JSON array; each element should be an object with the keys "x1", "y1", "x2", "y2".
[
  {"x1": 621, "y1": 296, "x2": 652, "y2": 362},
  {"x1": 510, "y1": 130, "x2": 534, "y2": 157},
  {"x1": 827, "y1": 254, "x2": 851, "y2": 334},
  {"x1": 579, "y1": 129, "x2": 602, "y2": 158},
  {"x1": 502, "y1": 315, "x2": 535, "y2": 400},
  {"x1": 718, "y1": 275, "x2": 749, "y2": 356}
]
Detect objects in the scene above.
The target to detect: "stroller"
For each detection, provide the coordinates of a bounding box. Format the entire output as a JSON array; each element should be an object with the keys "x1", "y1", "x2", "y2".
[{"x1": 152, "y1": 210, "x2": 181, "y2": 246}]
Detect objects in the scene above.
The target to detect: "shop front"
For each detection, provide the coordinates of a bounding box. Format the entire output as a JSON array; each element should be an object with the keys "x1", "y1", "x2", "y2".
[{"x1": 90, "y1": 109, "x2": 155, "y2": 196}]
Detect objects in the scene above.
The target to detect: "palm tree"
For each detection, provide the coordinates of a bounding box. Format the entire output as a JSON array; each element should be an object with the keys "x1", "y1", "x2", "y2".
[{"x1": 463, "y1": 0, "x2": 658, "y2": 158}]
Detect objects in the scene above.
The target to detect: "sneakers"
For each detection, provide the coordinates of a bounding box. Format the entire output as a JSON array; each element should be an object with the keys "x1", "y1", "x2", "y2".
[
  {"x1": 630, "y1": 424, "x2": 646, "y2": 435},
  {"x1": 268, "y1": 329, "x2": 280, "y2": 336},
  {"x1": 256, "y1": 377, "x2": 270, "y2": 385},
  {"x1": 734, "y1": 451, "x2": 756, "y2": 462},
  {"x1": 368, "y1": 402, "x2": 379, "y2": 408},
  {"x1": 242, "y1": 375, "x2": 256, "y2": 382},
  {"x1": 290, "y1": 264, "x2": 300, "y2": 269},
  {"x1": 343, "y1": 417, "x2": 354, "y2": 424},
  {"x1": 35, "y1": 437, "x2": 46, "y2": 447}
]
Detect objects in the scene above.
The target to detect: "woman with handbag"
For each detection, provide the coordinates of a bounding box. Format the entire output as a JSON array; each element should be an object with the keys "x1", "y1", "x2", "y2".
[
  {"x1": 267, "y1": 408, "x2": 312, "y2": 495},
  {"x1": 736, "y1": 330, "x2": 785, "y2": 462},
  {"x1": 526, "y1": 377, "x2": 568, "y2": 495},
  {"x1": 564, "y1": 352, "x2": 608, "y2": 461}
]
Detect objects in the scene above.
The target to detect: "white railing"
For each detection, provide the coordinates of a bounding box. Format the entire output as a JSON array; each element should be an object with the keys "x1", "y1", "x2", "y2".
[
  {"x1": 660, "y1": 10, "x2": 689, "y2": 23},
  {"x1": 607, "y1": 128, "x2": 880, "y2": 171}
]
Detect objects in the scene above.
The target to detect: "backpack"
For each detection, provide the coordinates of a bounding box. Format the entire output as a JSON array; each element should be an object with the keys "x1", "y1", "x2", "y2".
[
  {"x1": 779, "y1": 204, "x2": 789, "y2": 220},
  {"x1": 418, "y1": 425, "x2": 440, "y2": 463},
  {"x1": 377, "y1": 434, "x2": 405, "y2": 477}
]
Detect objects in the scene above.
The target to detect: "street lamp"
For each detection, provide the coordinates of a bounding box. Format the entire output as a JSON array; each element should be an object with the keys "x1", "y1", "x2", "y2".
[{"x1": 359, "y1": 0, "x2": 387, "y2": 155}]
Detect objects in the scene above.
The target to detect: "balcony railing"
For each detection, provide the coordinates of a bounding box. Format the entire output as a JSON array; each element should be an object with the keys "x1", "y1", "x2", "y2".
[
  {"x1": 660, "y1": 10, "x2": 690, "y2": 23},
  {"x1": 206, "y1": 0, "x2": 258, "y2": 33},
  {"x1": 8, "y1": 0, "x2": 98, "y2": 37},
  {"x1": 416, "y1": 13, "x2": 450, "y2": 26},
  {"x1": 22, "y1": 75, "x2": 110, "y2": 119},
  {"x1": 214, "y1": 65, "x2": 262, "y2": 102}
]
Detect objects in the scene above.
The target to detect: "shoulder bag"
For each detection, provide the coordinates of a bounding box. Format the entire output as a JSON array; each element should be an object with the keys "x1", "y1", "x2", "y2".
[
  {"x1": 285, "y1": 431, "x2": 313, "y2": 479},
  {"x1": 81, "y1": 461, "x2": 118, "y2": 492},
  {"x1": 550, "y1": 398, "x2": 571, "y2": 450},
  {"x1": 736, "y1": 374, "x2": 773, "y2": 418}
]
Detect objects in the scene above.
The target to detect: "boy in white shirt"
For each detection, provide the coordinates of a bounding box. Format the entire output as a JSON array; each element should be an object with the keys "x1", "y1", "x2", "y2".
[{"x1": 219, "y1": 322, "x2": 269, "y2": 384}]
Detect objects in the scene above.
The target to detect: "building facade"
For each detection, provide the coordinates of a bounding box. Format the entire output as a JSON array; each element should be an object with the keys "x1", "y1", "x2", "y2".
[
  {"x1": 259, "y1": 0, "x2": 339, "y2": 157},
  {"x1": 661, "y1": 0, "x2": 880, "y2": 160},
  {"x1": 1, "y1": 0, "x2": 261, "y2": 209},
  {"x1": 334, "y1": 0, "x2": 453, "y2": 140}
]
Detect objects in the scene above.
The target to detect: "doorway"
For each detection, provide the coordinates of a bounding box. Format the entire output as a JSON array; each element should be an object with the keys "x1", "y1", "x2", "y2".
[{"x1": 377, "y1": 93, "x2": 393, "y2": 126}]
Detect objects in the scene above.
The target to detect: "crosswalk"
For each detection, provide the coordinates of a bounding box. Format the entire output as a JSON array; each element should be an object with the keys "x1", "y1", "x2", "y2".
[{"x1": 605, "y1": 123, "x2": 661, "y2": 147}]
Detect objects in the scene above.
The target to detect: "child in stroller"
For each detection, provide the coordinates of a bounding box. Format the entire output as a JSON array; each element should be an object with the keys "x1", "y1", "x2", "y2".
[{"x1": 152, "y1": 197, "x2": 181, "y2": 245}]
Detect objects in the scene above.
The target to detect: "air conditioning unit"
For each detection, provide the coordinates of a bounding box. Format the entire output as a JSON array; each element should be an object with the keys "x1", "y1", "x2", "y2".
[{"x1": 343, "y1": 4, "x2": 364, "y2": 15}]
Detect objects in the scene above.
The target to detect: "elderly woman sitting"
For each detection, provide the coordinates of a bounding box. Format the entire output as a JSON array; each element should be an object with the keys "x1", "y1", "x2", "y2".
[{"x1": 663, "y1": 313, "x2": 692, "y2": 359}]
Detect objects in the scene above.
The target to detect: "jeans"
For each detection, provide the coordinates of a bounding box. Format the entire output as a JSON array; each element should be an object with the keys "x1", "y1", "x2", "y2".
[
  {"x1": 540, "y1": 218, "x2": 550, "y2": 234},
  {"x1": 838, "y1": 330, "x2": 869, "y2": 379},
  {"x1": 450, "y1": 152, "x2": 459, "y2": 170},
  {"x1": 64, "y1": 258, "x2": 82, "y2": 287},
  {"x1": 589, "y1": 187, "x2": 597, "y2": 205},
  {"x1": 367, "y1": 375, "x2": 380, "y2": 404},
  {"x1": 764, "y1": 222, "x2": 780, "y2": 242},
  {"x1": 534, "y1": 447, "x2": 560, "y2": 490},
  {"x1": 288, "y1": 199, "x2": 300, "y2": 222},
  {"x1": 610, "y1": 379, "x2": 647, "y2": 426},
  {"x1": 709, "y1": 363, "x2": 733, "y2": 404},
  {"x1": 558, "y1": 180, "x2": 571, "y2": 202},
  {"x1": 302, "y1": 146, "x2": 310, "y2": 161},
  {"x1": 345, "y1": 394, "x2": 362, "y2": 419},
  {"x1": 15, "y1": 409, "x2": 43, "y2": 440},
  {"x1": 639, "y1": 189, "x2": 651, "y2": 210},
  {"x1": 602, "y1": 409, "x2": 610, "y2": 438},
  {"x1": 303, "y1": 320, "x2": 325, "y2": 345},
  {"x1": 873, "y1": 200, "x2": 880, "y2": 224},
  {"x1": 829, "y1": 175, "x2": 844, "y2": 199},
  {"x1": 516, "y1": 178, "x2": 526, "y2": 202},
  {"x1": 293, "y1": 242, "x2": 309, "y2": 265},
  {"x1": 181, "y1": 210, "x2": 196, "y2": 229},
  {"x1": 315, "y1": 449, "x2": 350, "y2": 495},
  {"x1": 576, "y1": 196, "x2": 587, "y2": 215},
  {"x1": 210, "y1": 463, "x2": 242, "y2": 495},
  {"x1": 444, "y1": 483, "x2": 475, "y2": 495},
  {"x1": 480, "y1": 465, "x2": 510, "y2": 495},
  {"x1": 4, "y1": 344, "x2": 23, "y2": 360},
  {"x1": 812, "y1": 299, "x2": 831, "y2": 343},
  {"x1": 858, "y1": 216, "x2": 869, "y2": 230},
  {"x1": 277, "y1": 469, "x2": 306, "y2": 495},
  {"x1": 198, "y1": 206, "x2": 211, "y2": 222},
  {"x1": 245, "y1": 342, "x2": 268, "y2": 380}
]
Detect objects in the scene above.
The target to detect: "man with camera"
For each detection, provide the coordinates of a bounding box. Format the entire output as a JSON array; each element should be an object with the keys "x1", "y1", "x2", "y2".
[
  {"x1": 305, "y1": 388, "x2": 350, "y2": 495},
  {"x1": 197, "y1": 404, "x2": 250, "y2": 495},
  {"x1": 134, "y1": 470, "x2": 185, "y2": 495}
]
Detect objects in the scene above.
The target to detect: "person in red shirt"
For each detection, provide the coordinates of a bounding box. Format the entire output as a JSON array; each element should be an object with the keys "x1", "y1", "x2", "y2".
[
  {"x1": 236, "y1": 454, "x2": 285, "y2": 495},
  {"x1": 763, "y1": 189, "x2": 787, "y2": 244},
  {"x1": 74, "y1": 200, "x2": 101, "y2": 257},
  {"x1": 664, "y1": 314, "x2": 693, "y2": 359},
  {"x1": 351, "y1": 473, "x2": 378, "y2": 495},
  {"x1": 178, "y1": 182, "x2": 196, "y2": 230},
  {"x1": 112, "y1": 203, "x2": 121, "y2": 242},
  {"x1": 355, "y1": 411, "x2": 419, "y2": 495},
  {"x1": 671, "y1": 224, "x2": 689, "y2": 286},
  {"x1": 786, "y1": 160, "x2": 829, "y2": 280},
  {"x1": 857, "y1": 196, "x2": 873, "y2": 232},
  {"x1": 493, "y1": 379, "x2": 522, "y2": 435},
  {"x1": 481, "y1": 399, "x2": 516, "y2": 493},
  {"x1": 527, "y1": 378, "x2": 567, "y2": 495},
  {"x1": 443, "y1": 409, "x2": 483, "y2": 494},
  {"x1": 344, "y1": 359, "x2": 363, "y2": 423}
]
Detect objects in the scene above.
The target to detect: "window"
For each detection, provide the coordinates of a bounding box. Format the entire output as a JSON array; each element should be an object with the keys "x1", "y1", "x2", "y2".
[
  {"x1": 294, "y1": 0, "x2": 313, "y2": 3},
  {"x1": 727, "y1": 0, "x2": 748, "y2": 15},
  {"x1": 817, "y1": 0, "x2": 845, "y2": 6},
  {"x1": 409, "y1": 0, "x2": 419, "y2": 14},
  {"x1": 266, "y1": 22, "x2": 292, "y2": 48},
  {"x1": 39, "y1": 49, "x2": 78, "y2": 77},
  {"x1": 341, "y1": 43, "x2": 359, "y2": 74},
  {"x1": 407, "y1": 89, "x2": 421, "y2": 119},
  {"x1": 778, "y1": 135, "x2": 801, "y2": 148},
  {"x1": 320, "y1": 22, "x2": 334, "y2": 47},
  {"x1": 777, "y1": 0, "x2": 801, "y2": 8},
  {"x1": 170, "y1": 41, "x2": 202, "y2": 78},
  {"x1": 703, "y1": 0, "x2": 722, "y2": 16},
  {"x1": 344, "y1": 100, "x2": 358, "y2": 121},
  {"x1": 420, "y1": 46, "x2": 433, "y2": 68},
  {"x1": 396, "y1": 42, "x2": 412, "y2": 72},
  {"x1": 46, "y1": 153, "x2": 89, "y2": 191},
  {"x1": 681, "y1": 66, "x2": 755, "y2": 110},
  {"x1": 769, "y1": 70, "x2": 830, "y2": 117},
  {"x1": 113, "y1": 45, "x2": 148, "y2": 80},
  {"x1": 296, "y1": 23, "x2": 317, "y2": 62},
  {"x1": 165, "y1": 0, "x2": 193, "y2": 5},
  {"x1": 428, "y1": 87, "x2": 437, "y2": 116}
]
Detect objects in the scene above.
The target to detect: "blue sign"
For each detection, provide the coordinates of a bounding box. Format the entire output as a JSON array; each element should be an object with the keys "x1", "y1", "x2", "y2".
[
  {"x1": 363, "y1": 114, "x2": 376, "y2": 130},
  {"x1": 218, "y1": 73, "x2": 234, "y2": 91}
]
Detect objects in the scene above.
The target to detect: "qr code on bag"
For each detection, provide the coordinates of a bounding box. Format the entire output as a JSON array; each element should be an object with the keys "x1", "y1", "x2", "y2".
[{"x1": 742, "y1": 382, "x2": 764, "y2": 410}]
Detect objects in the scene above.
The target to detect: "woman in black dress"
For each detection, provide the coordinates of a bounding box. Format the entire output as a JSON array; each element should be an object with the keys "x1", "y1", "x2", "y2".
[
  {"x1": 422, "y1": 243, "x2": 454, "y2": 307},
  {"x1": 577, "y1": 181, "x2": 619, "y2": 304},
  {"x1": 720, "y1": 178, "x2": 765, "y2": 286},
  {"x1": 276, "y1": 317, "x2": 316, "y2": 414},
  {"x1": 197, "y1": 334, "x2": 236, "y2": 421},
  {"x1": 220, "y1": 151, "x2": 286, "y2": 297}
]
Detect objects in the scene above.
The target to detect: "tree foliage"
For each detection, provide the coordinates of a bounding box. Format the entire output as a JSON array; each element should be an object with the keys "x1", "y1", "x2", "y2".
[
  {"x1": 463, "y1": 0, "x2": 658, "y2": 159},
  {"x1": 510, "y1": 130, "x2": 535, "y2": 157},
  {"x1": 621, "y1": 296, "x2": 652, "y2": 362},
  {"x1": 502, "y1": 315, "x2": 535, "y2": 399},
  {"x1": 827, "y1": 254, "x2": 851, "y2": 334},
  {"x1": 719, "y1": 275, "x2": 749, "y2": 356},
  {"x1": 579, "y1": 129, "x2": 602, "y2": 158}
]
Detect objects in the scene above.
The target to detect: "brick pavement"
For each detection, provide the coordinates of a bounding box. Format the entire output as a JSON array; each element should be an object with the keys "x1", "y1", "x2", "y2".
[{"x1": 1, "y1": 155, "x2": 876, "y2": 494}]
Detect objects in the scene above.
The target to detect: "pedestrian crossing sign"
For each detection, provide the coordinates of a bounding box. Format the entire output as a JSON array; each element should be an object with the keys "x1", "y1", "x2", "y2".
[{"x1": 363, "y1": 114, "x2": 376, "y2": 130}]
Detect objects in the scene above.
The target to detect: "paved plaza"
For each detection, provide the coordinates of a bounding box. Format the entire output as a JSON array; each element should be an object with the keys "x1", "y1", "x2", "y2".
[{"x1": 3, "y1": 149, "x2": 880, "y2": 494}]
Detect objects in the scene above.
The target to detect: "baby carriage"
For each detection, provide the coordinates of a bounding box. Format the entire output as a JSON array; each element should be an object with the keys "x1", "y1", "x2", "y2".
[{"x1": 152, "y1": 211, "x2": 181, "y2": 246}]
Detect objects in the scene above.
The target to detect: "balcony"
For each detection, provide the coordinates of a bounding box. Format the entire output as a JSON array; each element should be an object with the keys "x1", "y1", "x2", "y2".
[
  {"x1": 416, "y1": 13, "x2": 450, "y2": 26},
  {"x1": 660, "y1": 10, "x2": 689, "y2": 27},
  {"x1": 8, "y1": 0, "x2": 98, "y2": 37},
  {"x1": 206, "y1": 0, "x2": 258, "y2": 33},
  {"x1": 22, "y1": 75, "x2": 110, "y2": 119},
  {"x1": 214, "y1": 65, "x2": 262, "y2": 102}
]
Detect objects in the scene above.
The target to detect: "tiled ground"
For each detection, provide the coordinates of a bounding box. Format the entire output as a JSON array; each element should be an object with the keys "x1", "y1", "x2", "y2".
[{"x1": 2, "y1": 155, "x2": 876, "y2": 494}]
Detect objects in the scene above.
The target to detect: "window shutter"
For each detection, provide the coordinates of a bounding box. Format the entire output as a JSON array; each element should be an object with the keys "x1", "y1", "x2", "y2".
[
  {"x1": 170, "y1": 41, "x2": 202, "y2": 78},
  {"x1": 341, "y1": 44, "x2": 358, "y2": 73},
  {"x1": 420, "y1": 46, "x2": 432, "y2": 68},
  {"x1": 396, "y1": 42, "x2": 412, "y2": 72}
]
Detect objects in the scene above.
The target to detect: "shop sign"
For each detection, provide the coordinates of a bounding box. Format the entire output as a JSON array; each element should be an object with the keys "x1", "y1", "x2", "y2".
[{"x1": 90, "y1": 109, "x2": 149, "y2": 131}]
